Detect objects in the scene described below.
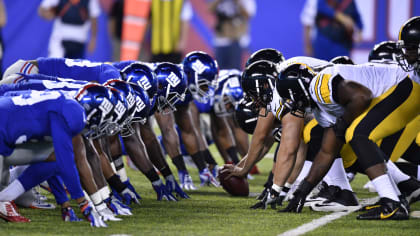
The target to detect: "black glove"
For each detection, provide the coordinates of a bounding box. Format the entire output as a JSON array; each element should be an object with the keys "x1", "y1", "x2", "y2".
[
  {"x1": 278, "y1": 180, "x2": 313, "y2": 213},
  {"x1": 250, "y1": 188, "x2": 284, "y2": 210},
  {"x1": 256, "y1": 187, "x2": 270, "y2": 201},
  {"x1": 278, "y1": 189, "x2": 306, "y2": 213}
]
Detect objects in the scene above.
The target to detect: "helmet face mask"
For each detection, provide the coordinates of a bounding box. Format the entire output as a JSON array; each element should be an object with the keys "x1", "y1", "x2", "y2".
[
  {"x1": 75, "y1": 83, "x2": 117, "y2": 139},
  {"x1": 182, "y1": 51, "x2": 219, "y2": 103},
  {"x1": 396, "y1": 16, "x2": 420, "y2": 73},
  {"x1": 242, "y1": 60, "x2": 277, "y2": 117},
  {"x1": 234, "y1": 99, "x2": 259, "y2": 134},
  {"x1": 276, "y1": 63, "x2": 315, "y2": 118},
  {"x1": 155, "y1": 63, "x2": 188, "y2": 115}
]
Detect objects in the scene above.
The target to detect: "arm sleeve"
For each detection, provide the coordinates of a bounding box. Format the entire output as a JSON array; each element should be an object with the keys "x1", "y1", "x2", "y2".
[
  {"x1": 50, "y1": 112, "x2": 84, "y2": 200},
  {"x1": 317, "y1": 0, "x2": 335, "y2": 18}
]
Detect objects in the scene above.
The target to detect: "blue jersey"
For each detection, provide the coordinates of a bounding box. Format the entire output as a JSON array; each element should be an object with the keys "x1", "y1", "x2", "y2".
[
  {"x1": 37, "y1": 58, "x2": 121, "y2": 84},
  {"x1": 0, "y1": 75, "x2": 85, "y2": 96},
  {"x1": 0, "y1": 90, "x2": 86, "y2": 156},
  {"x1": 0, "y1": 90, "x2": 87, "y2": 200},
  {"x1": 112, "y1": 60, "x2": 137, "y2": 70}
]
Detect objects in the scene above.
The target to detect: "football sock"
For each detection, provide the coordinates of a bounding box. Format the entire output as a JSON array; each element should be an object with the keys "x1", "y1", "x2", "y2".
[
  {"x1": 387, "y1": 160, "x2": 410, "y2": 184},
  {"x1": 202, "y1": 149, "x2": 218, "y2": 165},
  {"x1": 325, "y1": 158, "x2": 353, "y2": 191},
  {"x1": 191, "y1": 152, "x2": 206, "y2": 171},
  {"x1": 159, "y1": 164, "x2": 173, "y2": 178},
  {"x1": 145, "y1": 169, "x2": 161, "y2": 183},
  {"x1": 172, "y1": 155, "x2": 187, "y2": 171},
  {"x1": 371, "y1": 174, "x2": 399, "y2": 202},
  {"x1": 296, "y1": 161, "x2": 312, "y2": 182},
  {"x1": 0, "y1": 179, "x2": 25, "y2": 202},
  {"x1": 107, "y1": 174, "x2": 126, "y2": 193},
  {"x1": 226, "y1": 146, "x2": 240, "y2": 164}
]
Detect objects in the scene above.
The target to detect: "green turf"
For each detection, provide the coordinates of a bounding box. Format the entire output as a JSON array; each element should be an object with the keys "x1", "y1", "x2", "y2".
[{"x1": 0, "y1": 145, "x2": 419, "y2": 236}]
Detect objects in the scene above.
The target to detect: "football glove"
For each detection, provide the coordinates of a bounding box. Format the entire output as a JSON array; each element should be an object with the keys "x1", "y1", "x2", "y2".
[
  {"x1": 256, "y1": 187, "x2": 270, "y2": 200},
  {"x1": 199, "y1": 168, "x2": 220, "y2": 187},
  {"x1": 80, "y1": 201, "x2": 107, "y2": 227},
  {"x1": 95, "y1": 202, "x2": 122, "y2": 222},
  {"x1": 121, "y1": 187, "x2": 141, "y2": 205},
  {"x1": 123, "y1": 178, "x2": 142, "y2": 200},
  {"x1": 166, "y1": 175, "x2": 190, "y2": 199},
  {"x1": 250, "y1": 188, "x2": 284, "y2": 209},
  {"x1": 278, "y1": 189, "x2": 306, "y2": 213},
  {"x1": 61, "y1": 207, "x2": 82, "y2": 222},
  {"x1": 104, "y1": 196, "x2": 132, "y2": 216},
  {"x1": 179, "y1": 170, "x2": 197, "y2": 190},
  {"x1": 152, "y1": 182, "x2": 178, "y2": 201}
]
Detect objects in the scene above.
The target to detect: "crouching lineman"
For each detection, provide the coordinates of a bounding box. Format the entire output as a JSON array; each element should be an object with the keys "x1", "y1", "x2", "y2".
[
  {"x1": 0, "y1": 85, "x2": 114, "y2": 226},
  {"x1": 276, "y1": 52, "x2": 419, "y2": 219}
]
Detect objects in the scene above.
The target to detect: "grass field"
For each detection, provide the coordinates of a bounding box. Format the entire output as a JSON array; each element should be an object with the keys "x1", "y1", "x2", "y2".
[{"x1": 1, "y1": 147, "x2": 419, "y2": 236}]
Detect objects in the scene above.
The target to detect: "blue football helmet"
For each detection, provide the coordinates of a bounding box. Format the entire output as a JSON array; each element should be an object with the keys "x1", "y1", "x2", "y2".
[
  {"x1": 103, "y1": 79, "x2": 138, "y2": 136},
  {"x1": 122, "y1": 62, "x2": 157, "y2": 105},
  {"x1": 182, "y1": 51, "x2": 219, "y2": 103},
  {"x1": 74, "y1": 83, "x2": 117, "y2": 139},
  {"x1": 154, "y1": 62, "x2": 188, "y2": 114},
  {"x1": 128, "y1": 82, "x2": 151, "y2": 124},
  {"x1": 213, "y1": 69, "x2": 244, "y2": 117}
]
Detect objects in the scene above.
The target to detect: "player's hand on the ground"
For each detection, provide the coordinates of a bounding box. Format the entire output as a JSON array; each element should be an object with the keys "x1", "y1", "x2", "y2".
[
  {"x1": 166, "y1": 175, "x2": 190, "y2": 199},
  {"x1": 199, "y1": 168, "x2": 220, "y2": 187},
  {"x1": 122, "y1": 187, "x2": 141, "y2": 205},
  {"x1": 80, "y1": 202, "x2": 107, "y2": 228},
  {"x1": 278, "y1": 189, "x2": 306, "y2": 213},
  {"x1": 123, "y1": 178, "x2": 142, "y2": 200},
  {"x1": 179, "y1": 170, "x2": 197, "y2": 190},
  {"x1": 250, "y1": 188, "x2": 283, "y2": 209},
  {"x1": 256, "y1": 187, "x2": 270, "y2": 200},
  {"x1": 104, "y1": 196, "x2": 132, "y2": 216},
  {"x1": 61, "y1": 207, "x2": 83, "y2": 222},
  {"x1": 95, "y1": 202, "x2": 122, "y2": 221},
  {"x1": 221, "y1": 164, "x2": 246, "y2": 179},
  {"x1": 153, "y1": 183, "x2": 178, "y2": 201}
]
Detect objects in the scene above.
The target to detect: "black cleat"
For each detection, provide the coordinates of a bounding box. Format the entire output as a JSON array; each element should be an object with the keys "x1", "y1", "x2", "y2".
[
  {"x1": 357, "y1": 197, "x2": 409, "y2": 220},
  {"x1": 311, "y1": 189, "x2": 360, "y2": 212},
  {"x1": 397, "y1": 177, "x2": 420, "y2": 205}
]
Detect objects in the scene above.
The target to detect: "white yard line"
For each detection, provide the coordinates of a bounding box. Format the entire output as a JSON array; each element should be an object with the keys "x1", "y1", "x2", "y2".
[{"x1": 278, "y1": 198, "x2": 377, "y2": 236}]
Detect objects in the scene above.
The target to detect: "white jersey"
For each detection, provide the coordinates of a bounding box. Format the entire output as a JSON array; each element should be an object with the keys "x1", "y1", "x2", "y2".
[
  {"x1": 309, "y1": 62, "x2": 410, "y2": 127},
  {"x1": 270, "y1": 56, "x2": 330, "y2": 122}
]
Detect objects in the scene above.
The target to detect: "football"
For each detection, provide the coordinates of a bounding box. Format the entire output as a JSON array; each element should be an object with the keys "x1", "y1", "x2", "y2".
[{"x1": 218, "y1": 170, "x2": 249, "y2": 197}]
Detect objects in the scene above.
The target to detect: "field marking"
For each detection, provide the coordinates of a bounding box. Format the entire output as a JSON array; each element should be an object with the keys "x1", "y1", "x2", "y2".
[{"x1": 278, "y1": 197, "x2": 376, "y2": 236}]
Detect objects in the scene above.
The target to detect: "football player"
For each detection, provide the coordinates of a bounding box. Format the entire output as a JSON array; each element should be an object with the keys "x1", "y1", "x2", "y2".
[{"x1": 276, "y1": 57, "x2": 419, "y2": 220}]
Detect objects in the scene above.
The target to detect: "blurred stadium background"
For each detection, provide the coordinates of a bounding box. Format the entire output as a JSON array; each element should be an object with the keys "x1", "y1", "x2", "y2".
[{"x1": 3, "y1": 0, "x2": 420, "y2": 71}]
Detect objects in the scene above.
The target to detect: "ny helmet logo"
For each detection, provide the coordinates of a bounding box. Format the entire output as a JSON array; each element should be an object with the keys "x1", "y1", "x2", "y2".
[
  {"x1": 166, "y1": 72, "x2": 181, "y2": 87},
  {"x1": 135, "y1": 97, "x2": 146, "y2": 112},
  {"x1": 191, "y1": 60, "x2": 208, "y2": 74},
  {"x1": 139, "y1": 76, "x2": 152, "y2": 90}
]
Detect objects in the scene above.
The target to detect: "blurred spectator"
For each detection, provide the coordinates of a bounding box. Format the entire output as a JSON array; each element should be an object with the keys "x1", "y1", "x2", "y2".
[
  {"x1": 0, "y1": 0, "x2": 6, "y2": 77},
  {"x1": 149, "y1": 0, "x2": 192, "y2": 63},
  {"x1": 301, "y1": 0, "x2": 363, "y2": 60},
  {"x1": 209, "y1": 0, "x2": 256, "y2": 70},
  {"x1": 38, "y1": 0, "x2": 101, "y2": 59},
  {"x1": 108, "y1": 0, "x2": 123, "y2": 61}
]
